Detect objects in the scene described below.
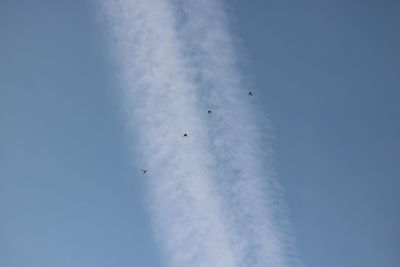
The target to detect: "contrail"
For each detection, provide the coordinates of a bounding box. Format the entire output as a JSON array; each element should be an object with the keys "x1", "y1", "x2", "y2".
[{"x1": 101, "y1": 0, "x2": 299, "y2": 266}]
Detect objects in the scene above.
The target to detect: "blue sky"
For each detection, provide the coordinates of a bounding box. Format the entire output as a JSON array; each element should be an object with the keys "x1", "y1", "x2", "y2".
[
  {"x1": 231, "y1": 1, "x2": 400, "y2": 266},
  {"x1": 1, "y1": 0, "x2": 399, "y2": 267}
]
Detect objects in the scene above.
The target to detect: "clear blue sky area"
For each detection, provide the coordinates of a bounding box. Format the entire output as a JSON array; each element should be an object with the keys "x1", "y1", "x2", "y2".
[
  {"x1": 1, "y1": 1, "x2": 399, "y2": 267},
  {"x1": 232, "y1": 1, "x2": 400, "y2": 266}
]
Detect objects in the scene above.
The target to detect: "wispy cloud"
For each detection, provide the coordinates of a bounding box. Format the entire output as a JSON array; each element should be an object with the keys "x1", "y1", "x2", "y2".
[{"x1": 102, "y1": 0, "x2": 299, "y2": 266}]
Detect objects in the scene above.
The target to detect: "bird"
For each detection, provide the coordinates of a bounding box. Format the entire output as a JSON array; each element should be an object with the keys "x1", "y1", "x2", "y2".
[
  {"x1": 140, "y1": 169, "x2": 148, "y2": 174},
  {"x1": 208, "y1": 110, "x2": 212, "y2": 115},
  {"x1": 248, "y1": 91, "x2": 253, "y2": 96},
  {"x1": 183, "y1": 133, "x2": 188, "y2": 138}
]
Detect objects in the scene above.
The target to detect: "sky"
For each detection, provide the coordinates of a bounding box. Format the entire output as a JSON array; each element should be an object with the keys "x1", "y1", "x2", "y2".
[{"x1": 1, "y1": 0, "x2": 399, "y2": 267}]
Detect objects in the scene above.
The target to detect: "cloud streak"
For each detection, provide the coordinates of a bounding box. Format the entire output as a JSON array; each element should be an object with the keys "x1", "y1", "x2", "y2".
[{"x1": 102, "y1": 0, "x2": 299, "y2": 266}]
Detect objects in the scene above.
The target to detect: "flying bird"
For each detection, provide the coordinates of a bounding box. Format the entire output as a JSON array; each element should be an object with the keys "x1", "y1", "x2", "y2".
[
  {"x1": 140, "y1": 169, "x2": 148, "y2": 174},
  {"x1": 208, "y1": 110, "x2": 212, "y2": 115},
  {"x1": 183, "y1": 133, "x2": 188, "y2": 138},
  {"x1": 248, "y1": 91, "x2": 253, "y2": 96}
]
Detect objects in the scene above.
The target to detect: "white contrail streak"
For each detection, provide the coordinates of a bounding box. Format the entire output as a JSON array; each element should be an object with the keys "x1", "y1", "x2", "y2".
[{"x1": 102, "y1": 0, "x2": 299, "y2": 266}]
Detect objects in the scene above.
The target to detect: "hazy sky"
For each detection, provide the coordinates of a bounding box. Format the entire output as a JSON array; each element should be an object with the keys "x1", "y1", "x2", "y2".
[{"x1": 1, "y1": 0, "x2": 399, "y2": 267}]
